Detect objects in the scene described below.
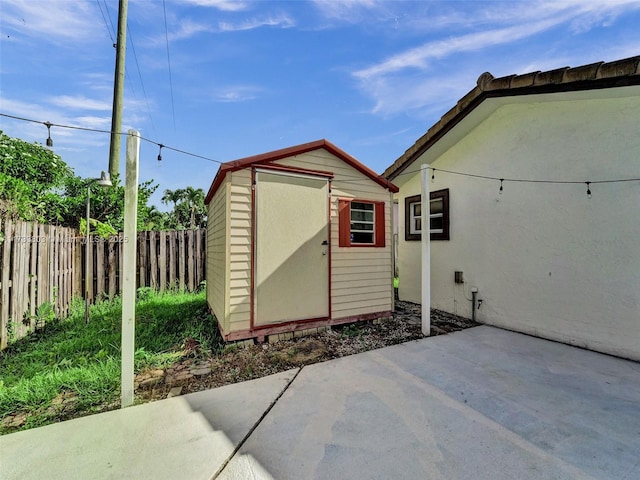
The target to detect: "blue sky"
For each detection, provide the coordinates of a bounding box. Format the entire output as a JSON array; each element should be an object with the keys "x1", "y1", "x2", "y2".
[{"x1": 1, "y1": 0, "x2": 639, "y2": 208}]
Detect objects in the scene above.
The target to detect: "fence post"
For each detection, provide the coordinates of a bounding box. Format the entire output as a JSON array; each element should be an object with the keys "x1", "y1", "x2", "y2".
[
  {"x1": 149, "y1": 230, "x2": 157, "y2": 290},
  {"x1": 187, "y1": 229, "x2": 194, "y2": 291},
  {"x1": 168, "y1": 231, "x2": 176, "y2": 288},
  {"x1": 178, "y1": 231, "x2": 186, "y2": 291},
  {"x1": 108, "y1": 239, "x2": 117, "y2": 298},
  {"x1": 1, "y1": 219, "x2": 13, "y2": 349},
  {"x1": 159, "y1": 231, "x2": 167, "y2": 292}
]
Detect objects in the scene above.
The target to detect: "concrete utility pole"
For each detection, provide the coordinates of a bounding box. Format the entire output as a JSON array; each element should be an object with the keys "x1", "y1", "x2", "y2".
[
  {"x1": 108, "y1": 0, "x2": 128, "y2": 179},
  {"x1": 121, "y1": 129, "x2": 139, "y2": 408}
]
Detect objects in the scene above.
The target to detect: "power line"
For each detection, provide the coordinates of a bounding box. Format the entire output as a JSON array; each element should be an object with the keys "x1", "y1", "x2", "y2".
[
  {"x1": 102, "y1": 0, "x2": 117, "y2": 39},
  {"x1": 127, "y1": 25, "x2": 158, "y2": 140},
  {"x1": 95, "y1": 1, "x2": 156, "y2": 141},
  {"x1": 96, "y1": 1, "x2": 140, "y2": 113},
  {"x1": 162, "y1": 0, "x2": 177, "y2": 132},
  {"x1": 95, "y1": 0, "x2": 115, "y2": 44}
]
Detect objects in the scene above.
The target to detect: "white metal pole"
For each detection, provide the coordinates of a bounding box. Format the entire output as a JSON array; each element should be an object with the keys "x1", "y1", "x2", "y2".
[
  {"x1": 421, "y1": 164, "x2": 431, "y2": 336},
  {"x1": 121, "y1": 129, "x2": 139, "y2": 408}
]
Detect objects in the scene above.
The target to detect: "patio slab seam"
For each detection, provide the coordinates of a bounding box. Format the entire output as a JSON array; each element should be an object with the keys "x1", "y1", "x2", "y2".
[{"x1": 211, "y1": 366, "x2": 304, "y2": 479}]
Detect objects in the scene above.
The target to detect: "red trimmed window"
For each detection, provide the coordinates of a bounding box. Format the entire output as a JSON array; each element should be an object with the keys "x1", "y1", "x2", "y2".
[{"x1": 338, "y1": 199, "x2": 385, "y2": 247}]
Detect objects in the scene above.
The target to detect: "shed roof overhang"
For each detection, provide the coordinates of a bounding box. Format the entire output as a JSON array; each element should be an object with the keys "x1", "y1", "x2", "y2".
[
  {"x1": 383, "y1": 55, "x2": 640, "y2": 182},
  {"x1": 205, "y1": 139, "x2": 398, "y2": 204}
]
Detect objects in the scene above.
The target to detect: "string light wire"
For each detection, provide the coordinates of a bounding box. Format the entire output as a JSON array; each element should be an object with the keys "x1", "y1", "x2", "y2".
[
  {"x1": 0, "y1": 112, "x2": 222, "y2": 165},
  {"x1": 2, "y1": 112, "x2": 639, "y2": 187}
]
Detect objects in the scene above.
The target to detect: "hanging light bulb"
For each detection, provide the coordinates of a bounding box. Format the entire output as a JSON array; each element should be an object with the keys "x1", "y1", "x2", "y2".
[
  {"x1": 44, "y1": 122, "x2": 53, "y2": 147},
  {"x1": 157, "y1": 144, "x2": 164, "y2": 162},
  {"x1": 431, "y1": 168, "x2": 436, "y2": 183},
  {"x1": 586, "y1": 181, "x2": 592, "y2": 199},
  {"x1": 499, "y1": 178, "x2": 504, "y2": 195}
]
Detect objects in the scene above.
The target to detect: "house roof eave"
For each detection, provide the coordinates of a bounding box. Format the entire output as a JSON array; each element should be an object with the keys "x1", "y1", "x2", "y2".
[{"x1": 383, "y1": 55, "x2": 640, "y2": 181}]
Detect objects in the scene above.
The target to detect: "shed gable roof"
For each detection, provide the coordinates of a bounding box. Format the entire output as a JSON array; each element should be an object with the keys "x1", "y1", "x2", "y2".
[
  {"x1": 205, "y1": 139, "x2": 398, "y2": 204},
  {"x1": 383, "y1": 55, "x2": 640, "y2": 180}
]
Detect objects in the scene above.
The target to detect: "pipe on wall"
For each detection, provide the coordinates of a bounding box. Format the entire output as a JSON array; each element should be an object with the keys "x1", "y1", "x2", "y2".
[{"x1": 471, "y1": 287, "x2": 478, "y2": 323}]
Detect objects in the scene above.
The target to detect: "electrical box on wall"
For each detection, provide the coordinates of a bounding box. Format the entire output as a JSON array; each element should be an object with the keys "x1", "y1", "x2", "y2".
[{"x1": 455, "y1": 271, "x2": 464, "y2": 284}]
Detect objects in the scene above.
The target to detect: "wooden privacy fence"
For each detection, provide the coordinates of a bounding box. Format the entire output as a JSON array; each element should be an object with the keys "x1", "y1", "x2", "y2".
[
  {"x1": 0, "y1": 220, "x2": 78, "y2": 349},
  {"x1": 87, "y1": 229, "x2": 207, "y2": 300},
  {"x1": 0, "y1": 219, "x2": 206, "y2": 349}
]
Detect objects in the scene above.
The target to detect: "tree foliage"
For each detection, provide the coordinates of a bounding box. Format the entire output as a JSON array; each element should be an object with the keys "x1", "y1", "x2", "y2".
[
  {"x1": 0, "y1": 131, "x2": 157, "y2": 230},
  {"x1": 161, "y1": 187, "x2": 207, "y2": 230},
  {"x1": 0, "y1": 131, "x2": 71, "y2": 221}
]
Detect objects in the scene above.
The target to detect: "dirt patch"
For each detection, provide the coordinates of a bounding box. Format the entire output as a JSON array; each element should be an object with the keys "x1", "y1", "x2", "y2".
[{"x1": 136, "y1": 302, "x2": 478, "y2": 403}]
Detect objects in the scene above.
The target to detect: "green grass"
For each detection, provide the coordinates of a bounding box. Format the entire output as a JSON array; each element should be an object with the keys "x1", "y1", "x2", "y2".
[{"x1": 0, "y1": 289, "x2": 222, "y2": 434}]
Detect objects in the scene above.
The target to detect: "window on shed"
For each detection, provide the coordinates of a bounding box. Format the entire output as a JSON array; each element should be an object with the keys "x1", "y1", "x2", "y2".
[
  {"x1": 404, "y1": 189, "x2": 450, "y2": 241},
  {"x1": 338, "y1": 199, "x2": 385, "y2": 247},
  {"x1": 350, "y1": 202, "x2": 375, "y2": 244}
]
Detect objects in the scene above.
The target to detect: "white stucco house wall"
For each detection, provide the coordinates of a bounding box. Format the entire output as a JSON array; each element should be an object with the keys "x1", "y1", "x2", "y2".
[{"x1": 384, "y1": 56, "x2": 640, "y2": 361}]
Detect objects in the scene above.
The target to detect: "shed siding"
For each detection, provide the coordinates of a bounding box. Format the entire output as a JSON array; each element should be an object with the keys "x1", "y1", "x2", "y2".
[
  {"x1": 207, "y1": 179, "x2": 227, "y2": 331},
  {"x1": 214, "y1": 147, "x2": 394, "y2": 338},
  {"x1": 277, "y1": 151, "x2": 394, "y2": 319},
  {"x1": 227, "y1": 169, "x2": 253, "y2": 331}
]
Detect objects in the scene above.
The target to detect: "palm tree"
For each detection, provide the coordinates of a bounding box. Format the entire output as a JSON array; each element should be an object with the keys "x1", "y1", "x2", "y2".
[
  {"x1": 183, "y1": 186, "x2": 205, "y2": 229},
  {"x1": 161, "y1": 188, "x2": 186, "y2": 227}
]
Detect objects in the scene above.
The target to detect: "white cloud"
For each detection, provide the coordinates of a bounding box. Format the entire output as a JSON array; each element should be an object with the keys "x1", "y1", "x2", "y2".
[
  {"x1": 49, "y1": 96, "x2": 112, "y2": 111},
  {"x1": 0, "y1": 98, "x2": 64, "y2": 125},
  {"x1": 396, "y1": 0, "x2": 640, "y2": 33},
  {"x1": 353, "y1": 17, "x2": 566, "y2": 80},
  {"x1": 0, "y1": 0, "x2": 100, "y2": 43},
  {"x1": 212, "y1": 85, "x2": 262, "y2": 102},
  {"x1": 180, "y1": 0, "x2": 249, "y2": 12},
  {"x1": 311, "y1": 0, "x2": 383, "y2": 19},
  {"x1": 351, "y1": 0, "x2": 640, "y2": 117},
  {"x1": 361, "y1": 70, "x2": 474, "y2": 118},
  {"x1": 169, "y1": 19, "x2": 214, "y2": 41},
  {"x1": 218, "y1": 14, "x2": 295, "y2": 32},
  {"x1": 74, "y1": 116, "x2": 112, "y2": 129},
  {"x1": 141, "y1": 18, "x2": 214, "y2": 47},
  {"x1": 142, "y1": 12, "x2": 294, "y2": 45},
  {"x1": 0, "y1": 97, "x2": 112, "y2": 142}
]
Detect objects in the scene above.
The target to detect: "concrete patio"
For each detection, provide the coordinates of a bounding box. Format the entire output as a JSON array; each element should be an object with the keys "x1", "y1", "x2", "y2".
[{"x1": 1, "y1": 326, "x2": 638, "y2": 479}]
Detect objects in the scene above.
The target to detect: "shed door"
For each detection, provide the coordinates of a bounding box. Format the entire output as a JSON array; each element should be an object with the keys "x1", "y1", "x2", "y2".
[{"x1": 254, "y1": 170, "x2": 329, "y2": 326}]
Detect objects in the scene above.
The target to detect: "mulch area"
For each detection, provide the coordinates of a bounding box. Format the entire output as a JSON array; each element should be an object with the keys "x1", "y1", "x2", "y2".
[{"x1": 135, "y1": 301, "x2": 479, "y2": 402}]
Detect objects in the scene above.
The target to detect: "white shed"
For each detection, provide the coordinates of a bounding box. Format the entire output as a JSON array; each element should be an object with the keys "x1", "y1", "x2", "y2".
[
  {"x1": 205, "y1": 139, "x2": 398, "y2": 342},
  {"x1": 384, "y1": 56, "x2": 640, "y2": 361}
]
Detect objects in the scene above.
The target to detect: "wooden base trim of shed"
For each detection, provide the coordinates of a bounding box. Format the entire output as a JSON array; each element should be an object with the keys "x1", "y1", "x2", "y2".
[{"x1": 219, "y1": 310, "x2": 394, "y2": 342}]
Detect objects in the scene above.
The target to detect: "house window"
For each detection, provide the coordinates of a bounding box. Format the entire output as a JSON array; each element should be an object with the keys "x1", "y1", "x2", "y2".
[
  {"x1": 409, "y1": 201, "x2": 421, "y2": 235},
  {"x1": 404, "y1": 189, "x2": 449, "y2": 241},
  {"x1": 338, "y1": 199, "x2": 385, "y2": 247}
]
